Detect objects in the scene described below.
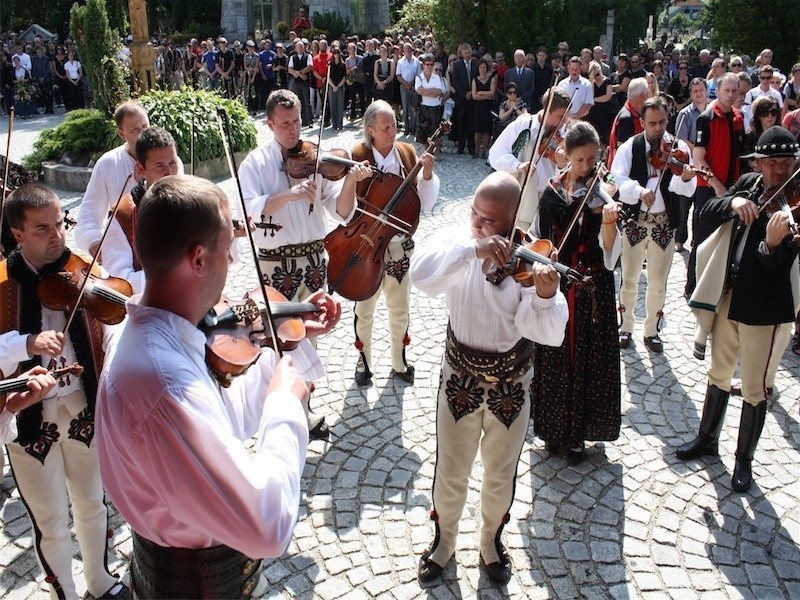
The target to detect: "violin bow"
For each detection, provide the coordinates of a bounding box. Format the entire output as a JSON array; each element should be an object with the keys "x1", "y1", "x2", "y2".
[
  {"x1": 647, "y1": 111, "x2": 688, "y2": 216},
  {"x1": 60, "y1": 174, "x2": 133, "y2": 336},
  {"x1": 555, "y1": 158, "x2": 609, "y2": 255},
  {"x1": 0, "y1": 107, "x2": 15, "y2": 256},
  {"x1": 216, "y1": 107, "x2": 284, "y2": 359},
  {"x1": 190, "y1": 114, "x2": 195, "y2": 176},
  {"x1": 531, "y1": 87, "x2": 574, "y2": 173},
  {"x1": 310, "y1": 61, "x2": 334, "y2": 215},
  {"x1": 508, "y1": 83, "x2": 563, "y2": 237}
]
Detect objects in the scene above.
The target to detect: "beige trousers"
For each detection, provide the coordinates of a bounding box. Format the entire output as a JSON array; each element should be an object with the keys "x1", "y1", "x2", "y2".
[
  {"x1": 354, "y1": 239, "x2": 413, "y2": 373},
  {"x1": 619, "y1": 219, "x2": 675, "y2": 337},
  {"x1": 7, "y1": 393, "x2": 116, "y2": 600},
  {"x1": 428, "y1": 360, "x2": 531, "y2": 567},
  {"x1": 708, "y1": 291, "x2": 793, "y2": 406}
]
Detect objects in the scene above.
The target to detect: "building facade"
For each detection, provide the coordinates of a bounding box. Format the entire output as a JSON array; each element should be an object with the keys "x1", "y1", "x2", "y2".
[{"x1": 221, "y1": 0, "x2": 390, "y2": 41}]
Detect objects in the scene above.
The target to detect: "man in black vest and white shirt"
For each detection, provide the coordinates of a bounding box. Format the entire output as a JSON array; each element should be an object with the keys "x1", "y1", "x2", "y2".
[{"x1": 611, "y1": 97, "x2": 697, "y2": 353}]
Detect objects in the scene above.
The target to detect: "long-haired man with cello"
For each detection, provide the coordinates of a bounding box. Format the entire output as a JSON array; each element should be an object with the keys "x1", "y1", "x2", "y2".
[
  {"x1": 97, "y1": 175, "x2": 328, "y2": 598},
  {"x1": 410, "y1": 171, "x2": 567, "y2": 586},
  {"x1": 348, "y1": 99, "x2": 439, "y2": 386},
  {"x1": 0, "y1": 183, "x2": 131, "y2": 600}
]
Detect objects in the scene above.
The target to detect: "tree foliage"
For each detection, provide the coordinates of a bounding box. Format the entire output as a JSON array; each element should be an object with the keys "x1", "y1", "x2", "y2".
[
  {"x1": 400, "y1": 0, "x2": 661, "y2": 58},
  {"x1": 70, "y1": 0, "x2": 131, "y2": 118},
  {"x1": 703, "y1": 0, "x2": 800, "y2": 72}
]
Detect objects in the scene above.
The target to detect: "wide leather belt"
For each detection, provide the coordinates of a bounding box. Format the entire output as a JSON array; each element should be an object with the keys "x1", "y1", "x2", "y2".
[
  {"x1": 131, "y1": 532, "x2": 261, "y2": 599},
  {"x1": 258, "y1": 239, "x2": 324, "y2": 259},
  {"x1": 445, "y1": 325, "x2": 534, "y2": 384}
]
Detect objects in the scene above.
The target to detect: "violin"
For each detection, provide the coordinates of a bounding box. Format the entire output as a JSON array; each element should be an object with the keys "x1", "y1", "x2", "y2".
[
  {"x1": 648, "y1": 139, "x2": 713, "y2": 181},
  {"x1": 570, "y1": 164, "x2": 620, "y2": 213},
  {"x1": 37, "y1": 254, "x2": 132, "y2": 325},
  {"x1": 538, "y1": 128, "x2": 564, "y2": 163},
  {"x1": 0, "y1": 363, "x2": 83, "y2": 413},
  {"x1": 759, "y1": 180, "x2": 800, "y2": 237},
  {"x1": 200, "y1": 287, "x2": 321, "y2": 387},
  {"x1": 285, "y1": 140, "x2": 381, "y2": 181},
  {"x1": 508, "y1": 231, "x2": 591, "y2": 288}
]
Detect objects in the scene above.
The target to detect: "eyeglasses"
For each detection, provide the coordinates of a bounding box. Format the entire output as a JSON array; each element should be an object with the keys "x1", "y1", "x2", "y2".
[
  {"x1": 678, "y1": 66, "x2": 688, "y2": 70},
  {"x1": 767, "y1": 108, "x2": 780, "y2": 117},
  {"x1": 507, "y1": 90, "x2": 517, "y2": 95},
  {"x1": 759, "y1": 75, "x2": 771, "y2": 80},
  {"x1": 731, "y1": 63, "x2": 742, "y2": 67}
]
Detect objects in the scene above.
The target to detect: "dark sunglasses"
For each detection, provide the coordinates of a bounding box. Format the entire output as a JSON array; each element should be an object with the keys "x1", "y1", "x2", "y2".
[
  {"x1": 766, "y1": 108, "x2": 780, "y2": 117},
  {"x1": 731, "y1": 63, "x2": 742, "y2": 67},
  {"x1": 759, "y1": 75, "x2": 772, "y2": 80},
  {"x1": 678, "y1": 66, "x2": 688, "y2": 70}
]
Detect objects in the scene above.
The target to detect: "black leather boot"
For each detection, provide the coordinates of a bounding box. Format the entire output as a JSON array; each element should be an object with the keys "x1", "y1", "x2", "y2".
[
  {"x1": 676, "y1": 385, "x2": 729, "y2": 460},
  {"x1": 732, "y1": 402, "x2": 767, "y2": 492}
]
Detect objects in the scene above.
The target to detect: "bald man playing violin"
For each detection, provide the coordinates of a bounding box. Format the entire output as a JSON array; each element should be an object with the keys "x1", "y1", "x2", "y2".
[
  {"x1": 0, "y1": 183, "x2": 131, "y2": 600},
  {"x1": 410, "y1": 171, "x2": 568, "y2": 587},
  {"x1": 679, "y1": 126, "x2": 800, "y2": 494},
  {"x1": 238, "y1": 88, "x2": 372, "y2": 303}
]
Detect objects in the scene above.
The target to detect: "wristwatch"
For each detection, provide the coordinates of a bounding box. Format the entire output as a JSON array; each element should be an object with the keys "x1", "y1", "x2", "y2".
[{"x1": 758, "y1": 240, "x2": 772, "y2": 256}]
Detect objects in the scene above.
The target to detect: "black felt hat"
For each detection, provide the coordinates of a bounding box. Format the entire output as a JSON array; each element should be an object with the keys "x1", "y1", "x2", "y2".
[{"x1": 742, "y1": 126, "x2": 800, "y2": 159}]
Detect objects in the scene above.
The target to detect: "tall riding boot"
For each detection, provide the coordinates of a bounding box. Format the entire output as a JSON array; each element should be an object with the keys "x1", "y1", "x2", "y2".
[
  {"x1": 676, "y1": 385, "x2": 729, "y2": 460},
  {"x1": 732, "y1": 402, "x2": 767, "y2": 492}
]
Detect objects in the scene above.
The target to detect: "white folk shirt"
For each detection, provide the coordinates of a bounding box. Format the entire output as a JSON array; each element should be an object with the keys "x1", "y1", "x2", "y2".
[
  {"x1": 76, "y1": 146, "x2": 184, "y2": 254},
  {"x1": 368, "y1": 145, "x2": 440, "y2": 242},
  {"x1": 410, "y1": 226, "x2": 569, "y2": 352},
  {"x1": 238, "y1": 140, "x2": 352, "y2": 249},
  {"x1": 611, "y1": 134, "x2": 697, "y2": 215},
  {"x1": 488, "y1": 112, "x2": 560, "y2": 193},
  {"x1": 558, "y1": 76, "x2": 594, "y2": 114},
  {"x1": 97, "y1": 297, "x2": 308, "y2": 558}
]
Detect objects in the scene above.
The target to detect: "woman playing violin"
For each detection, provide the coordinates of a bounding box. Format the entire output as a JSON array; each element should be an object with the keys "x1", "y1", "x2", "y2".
[
  {"x1": 238, "y1": 89, "x2": 372, "y2": 302},
  {"x1": 531, "y1": 120, "x2": 623, "y2": 465},
  {"x1": 348, "y1": 100, "x2": 439, "y2": 386}
]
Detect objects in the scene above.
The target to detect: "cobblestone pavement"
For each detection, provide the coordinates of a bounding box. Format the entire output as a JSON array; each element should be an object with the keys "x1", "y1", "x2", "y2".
[{"x1": 1, "y1": 111, "x2": 799, "y2": 599}]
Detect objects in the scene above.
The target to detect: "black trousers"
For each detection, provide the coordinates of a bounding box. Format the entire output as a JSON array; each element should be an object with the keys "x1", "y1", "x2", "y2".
[{"x1": 454, "y1": 99, "x2": 475, "y2": 153}]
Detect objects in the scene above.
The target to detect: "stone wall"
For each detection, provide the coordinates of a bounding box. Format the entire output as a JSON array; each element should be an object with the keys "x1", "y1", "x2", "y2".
[{"x1": 221, "y1": 0, "x2": 253, "y2": 42}]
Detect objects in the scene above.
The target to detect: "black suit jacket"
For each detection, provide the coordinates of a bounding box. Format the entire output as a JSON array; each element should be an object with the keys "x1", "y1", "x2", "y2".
[
  {"x1": 450, "y1": 59, "x2": 478, "y2": 104},
  {"x1": 531, "y1": 63, "x2": 552, "y2": 111},
  {"x1": 505, "y1": 66, "x2": 536, "y2": 108},
  {"x1": 700, "y1": 172, "x2": 799, "y2": 325}
]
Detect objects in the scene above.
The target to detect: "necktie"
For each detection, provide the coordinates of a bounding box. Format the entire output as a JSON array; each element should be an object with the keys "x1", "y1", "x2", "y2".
[{"x1": 518, "y1": 68, "x2": 522, "y2": 76}]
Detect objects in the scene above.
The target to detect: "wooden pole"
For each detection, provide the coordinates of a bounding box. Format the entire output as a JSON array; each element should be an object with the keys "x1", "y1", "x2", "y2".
[{"x1": 128, "y1": 0, "x2": 153, "y2": 94}]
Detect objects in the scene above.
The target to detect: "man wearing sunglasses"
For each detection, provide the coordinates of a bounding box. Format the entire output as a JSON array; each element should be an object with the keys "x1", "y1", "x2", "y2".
[{"x1": 745, "y1": 65, "x2": 785, "y2": 120}]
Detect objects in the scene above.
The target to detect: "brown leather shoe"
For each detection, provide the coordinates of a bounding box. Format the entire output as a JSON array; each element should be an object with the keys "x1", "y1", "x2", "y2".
[{"x1": 418, "y1": 551, "x2": 443, "y2": 587}]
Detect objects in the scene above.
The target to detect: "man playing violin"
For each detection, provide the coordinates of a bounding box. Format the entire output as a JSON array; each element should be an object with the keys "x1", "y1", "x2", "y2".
[
  {"x1": 350, "y1": 99, "x2": 439, "y2": 386},
  {"x1": 239, "y1": 88, "x2": 371, "y2": 304},
  {"x1": 0, "y1": 183, "x2": 131, "y2": 600},
  {"x1": 679, "y1": 126, "x2": 800, "y2": 493},
  {"x1": 98, "y1": 175, "x2": 323, "y2": 598},
  {"x1": 488, "y1": 87, "x2": 571, "y2": 230},
  {"x1": 611, "y1": 97, "x2": 698, "y2": 353},
  {"x1": 75, "y1": 101, "x2": 185, "y2": 258},
  {"x1": 103, "y1": 126, "x2": 337, "y2": 440},
  {"x1": 410, "y1": 171, "x2": 568, "y2": 587}
]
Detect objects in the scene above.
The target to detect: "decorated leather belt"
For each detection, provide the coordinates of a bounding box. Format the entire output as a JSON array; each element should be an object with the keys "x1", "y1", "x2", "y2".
[
  {"x1": 445, "y1": 325, "x2": 534, "y2": 384},
  {"x1": 258, "y1": 239, "x2": 324, "y2": 260},
  {"x1": 637, "y1": 210, "x2": 669, "y2": 225},
  {"x1": 131, "y1": 532, "x2": 262, "y2": 599}
]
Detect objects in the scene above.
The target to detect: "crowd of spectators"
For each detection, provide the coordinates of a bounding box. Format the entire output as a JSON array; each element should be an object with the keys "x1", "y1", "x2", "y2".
[{"x1": 3, "y1": 24, "x2": 800, "y2": 152}]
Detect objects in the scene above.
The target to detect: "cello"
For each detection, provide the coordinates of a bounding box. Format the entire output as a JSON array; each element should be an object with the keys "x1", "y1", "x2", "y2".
[{"x1": 325, "y1": 121, "x2": 449, "y2": 301}]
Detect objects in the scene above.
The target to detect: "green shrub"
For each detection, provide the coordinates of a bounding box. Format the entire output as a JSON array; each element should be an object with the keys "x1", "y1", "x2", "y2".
[
  {"x1": 139, "y1": 89, "x2": 258, "y2": 164},
  {"x1": 23, "y1": 90, "x2": 258, "y2": 172},
  {"x1": 311, "y1": 11, "x2": 352, "y2": 41},
  {"x1": 22, "y1": 109, "x2": 118, "y2": 172},
  {"x1": 70, "y1": 0, "x2": 131, "y2": 118},
  {"x1": 276, "y1": 21, "x2": 290, "y2": 38}
]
